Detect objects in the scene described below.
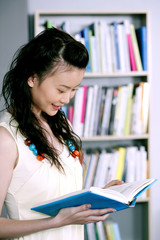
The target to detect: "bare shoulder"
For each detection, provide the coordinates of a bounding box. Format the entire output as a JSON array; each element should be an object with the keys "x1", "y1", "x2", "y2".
[
  {"x1": 0, "y1": 126, "x2": 18, "y2": 214},
  {"x1": 0, "y1": 126, "x2": 18, "y2": 168}
]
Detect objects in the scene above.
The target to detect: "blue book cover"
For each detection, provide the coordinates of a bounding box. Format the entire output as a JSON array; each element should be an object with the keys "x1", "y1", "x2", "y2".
[
  {"x1": 136, "y1": 26, "x2": 147, "y2": 71},
  {"x1": 31, "y1": 179, "x2": 156, "y2": 217},
  {"x1": 113, "y1": 222, "x2": 122, "y2": 240},
  {"x1": 112, "y1": 22, "x2": 121, "y2": 71},
  {"x1": 81, "y1": 27, "x2": 91, "y2": 72}
]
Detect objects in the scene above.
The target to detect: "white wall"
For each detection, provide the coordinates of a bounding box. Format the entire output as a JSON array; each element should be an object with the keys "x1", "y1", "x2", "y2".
[
  {"x1": 0, "y1": 0, "x2": 28, "y2": 112},
  {"x1": 27, "y1": 1, "x2": 160, "y2": 240},
  {"x1": 0, "y1": 0, "x2": 159, "y2": 239}
]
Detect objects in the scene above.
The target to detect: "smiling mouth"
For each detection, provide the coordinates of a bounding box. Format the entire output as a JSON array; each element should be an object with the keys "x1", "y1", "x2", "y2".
[{"x1": 52, "y1": 104, "x2": 61, "y2": 110}]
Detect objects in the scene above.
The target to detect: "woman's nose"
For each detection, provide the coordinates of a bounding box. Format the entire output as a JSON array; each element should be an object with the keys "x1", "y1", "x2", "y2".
[{"x1": 60, "y1": 93, "x2": 71, "y2": 105}]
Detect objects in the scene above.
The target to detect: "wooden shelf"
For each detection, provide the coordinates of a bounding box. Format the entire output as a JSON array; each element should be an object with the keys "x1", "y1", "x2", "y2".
[
  {"x1": 84, "y1": 71, "x2": 148, "y2": 78},
  {"x1": 81, "y1": 134, "x2": 149, "y2": 141},
  {"x1": 137, "y1": 197, "x2": 150, "y2": 203},
  {"x1": 35, "y1": 10, "x2": 150, "y2": 240}
]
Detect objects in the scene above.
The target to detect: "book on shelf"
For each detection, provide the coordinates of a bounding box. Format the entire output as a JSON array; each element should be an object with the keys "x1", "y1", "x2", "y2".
[
  {"x1": 81, "y1": 27, "x2": 92, "y2": 72},
  {"x1": 105, "y1": 23, "x2": 113, "y2": 73},
  {"x1": 101, "y1": 87, "x2": 114, "y2": 135},
  {"x1": 140, "y1": 82, "x2": 149, "y2": 133},
  {"x1": 123, "y1": 83, "x2": 134, "y2": 135},
  {"x1": 125, "y1": 146, "x2": 139, "y2": 183},
  {"x1": 88, "y1": 85, "x2": 99, "y2": 136},
  {"x1": 124, "y1": 20, "x2": 137, "y2": 71},
  {"x1": 61, "y1": 105, "x2": 68, "y2": 118},
  {"x1": 83, "y1": 151, "x2": 99, "y2": 189},
  {"x1": 93, "y1": 150, "x2": 112, "y2": 188},
  {"x1": 131, "y1": 83, "x2": 143, "y2": 135},
  {"x1": 97, "y1": 88, "x2": 106, "y2": 135},
  {"x1": 115, "y1": 85, "x2": 129, "y2": 136},
  {"x1": 88, "y1": 24, "x2": 99, "y2": 73},
  {"x1": 93, "y1": 87, "x2": 103, "y2": 136},
  {"x1": 86, "y1": 223, "x2": 97, "y2": 240},
  {"x1": 31, "y1": 178, "x2": 156, "y2": 217},
  {"x1": 117, "y1": 22, "x2": 128, "y2": 72},
  {"x1": 85, "y1": 216, "x2": 121, "y2": 240},
  {"x1": 105, "y1": 221, "x2": 122, "y2": 240},
  {"x1": 119, "y1": 21, "x2": 131, "y2": 72},
  {"x1": 115, "y1": 147, "x2": 126, "y2": 180},
  {"x1": 84, "y1": 145, "x2": 148, "y2": 187},
  {"x1": 98, "y1": 20, "x2": 108, "y2": 73},
  {"x1": 130, "y1": 24, "x2": 143, "y2": 71},
  {"x1": 71, "y1": 82, "x2": 148, "y2": 137},
  {"x1": 113, "y1": 86, "x2": 122, "y2": 135},
  {"x1": 136, "y1": 26, "x2": 147, "y2": 71},
  {"x1": 108, "y1": 88, "x2": 119, "y2": 135},
  {"x1": 80, "y1": 85, "x2": 88, "y2": 133},
  {"x1": 68, "y1": 105, "x2": 74, "y2": 125},
  {"x1": 107, "y1": 149, "x2": 120, "y2": 182},
  {"x1": 91, "y1": 21, "x2": 101, "y2": 73},
  {"x1": 72, "y1": 86, "x2": 81, "y2": 133},
  {"x1": 112, "y1": 21, "x2": 121, "y2": 72},
  {"x1": 96, "y1": 221, "x2": 106, "y2": 240},
  {"x1": 82, "y1": 151, "x2": 91, "y2": 185},
  {"x1": 83, "y1": 86, "x2": 94, "y2": 137},
  {"x1": 72, "y1": 86, "x2": 84, "y2": 136},
  {"x1": 39, "y1": 18, "x2": 146, "y2": 74},
  {"x1": 109, "y1": 24, "x2": 117, "y2": 72}
]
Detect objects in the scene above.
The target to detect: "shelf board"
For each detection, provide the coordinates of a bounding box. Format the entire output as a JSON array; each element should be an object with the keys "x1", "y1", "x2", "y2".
[
  {"x1": 84, "y1": 71, "x2": 148, "y2": 78},
  {"x1": 137, "y1": 197, "x2": 149, "y2": 203},
  {"x1": 81, "y1": 134, "x2": 149, "y2": 141},
  {"x1": 36, "y1": 10, "x2": 148, "y2": 16}
]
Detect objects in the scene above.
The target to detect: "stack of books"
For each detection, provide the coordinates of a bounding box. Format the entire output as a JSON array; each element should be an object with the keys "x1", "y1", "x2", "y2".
[{"x1": 62, "y1": 82, "x2": 149, "y2": 137}]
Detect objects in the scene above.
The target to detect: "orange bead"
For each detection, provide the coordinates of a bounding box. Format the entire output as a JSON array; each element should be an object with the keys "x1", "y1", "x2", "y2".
[
  {"x1": 25, "y1": 139, "x2": 31, "y2": 146},
  {"x1": 72, "y1": 150, "x2": 79, "y2": 158},
  {"x1": 37, "y1": 154, "x2": 45, "y2": 161}
]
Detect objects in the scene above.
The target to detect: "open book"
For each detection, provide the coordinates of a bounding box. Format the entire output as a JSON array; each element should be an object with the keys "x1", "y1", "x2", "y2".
[{"x1": 31, "y1": 178, "x2": 156, "y2": 217}]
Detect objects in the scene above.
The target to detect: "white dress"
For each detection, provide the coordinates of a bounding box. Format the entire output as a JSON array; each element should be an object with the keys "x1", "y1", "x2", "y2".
[{"x1": 0, "y1": 112, "x2": 84, "y2": 240}]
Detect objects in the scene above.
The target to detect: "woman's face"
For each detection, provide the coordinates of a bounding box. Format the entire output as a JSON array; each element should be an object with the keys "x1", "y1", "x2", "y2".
[{"x1": 28, "y1": 66, "x2": 85, "y2": 119}]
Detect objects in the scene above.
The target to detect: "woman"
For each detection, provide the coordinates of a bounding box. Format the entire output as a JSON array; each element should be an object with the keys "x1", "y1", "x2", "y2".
[{"x1": 0, "y1": 27, "x2": 122, "y2": 239}]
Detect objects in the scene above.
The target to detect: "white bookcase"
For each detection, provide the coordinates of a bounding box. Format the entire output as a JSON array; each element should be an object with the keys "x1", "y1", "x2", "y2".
[{"x1": 34, "y1": 10, "x2": 151, "y2": 240}]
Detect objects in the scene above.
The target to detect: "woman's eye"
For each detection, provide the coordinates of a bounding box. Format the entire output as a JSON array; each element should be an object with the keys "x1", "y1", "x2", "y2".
[
  {"x1": 58, "y1": 90, "x2": 65, "y2": 93},
  {"x1": 72, "y1": 88, "x2": 78, "y2": 92}
]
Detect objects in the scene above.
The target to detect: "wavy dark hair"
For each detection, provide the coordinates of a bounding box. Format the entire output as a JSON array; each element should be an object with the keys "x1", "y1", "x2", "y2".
[{"x1": 2, "y1": 27, "x2": 89, "y2": 170}]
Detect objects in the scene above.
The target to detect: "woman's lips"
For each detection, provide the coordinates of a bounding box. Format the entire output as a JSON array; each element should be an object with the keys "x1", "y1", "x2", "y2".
[{"x1": 52, "y1": 104, "x2": 61, "y2": 110}]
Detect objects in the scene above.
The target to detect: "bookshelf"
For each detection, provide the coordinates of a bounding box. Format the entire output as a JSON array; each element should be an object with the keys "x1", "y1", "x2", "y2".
[{"x1": 34, "y1": 10, "x2": 150, "y2": 240}]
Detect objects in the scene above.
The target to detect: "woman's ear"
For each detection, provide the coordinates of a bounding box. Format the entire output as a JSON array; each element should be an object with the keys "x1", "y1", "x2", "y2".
[{"x1": 27, "y1": 75, "x2": 38, "y2": 87}]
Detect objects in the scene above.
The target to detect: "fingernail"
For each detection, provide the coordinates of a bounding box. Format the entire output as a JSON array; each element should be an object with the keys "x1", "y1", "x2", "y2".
[
  {"x1": 110, "y1": 209, "x2": 116, "y2": 212},
  {"x1": 86, "y1": 204, "x2": 91, "y2": 209}
]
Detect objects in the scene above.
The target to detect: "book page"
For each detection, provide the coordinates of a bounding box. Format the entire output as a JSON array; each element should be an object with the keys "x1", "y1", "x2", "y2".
[
  {"x1": 106, "y1": 179, "x2": 155, "y2": 201},
  {"x1": 90, "y1": 187, "x2": 129, "y2": 204}
]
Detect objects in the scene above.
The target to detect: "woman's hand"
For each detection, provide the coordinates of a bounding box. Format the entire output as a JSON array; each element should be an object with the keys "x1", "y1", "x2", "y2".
[
  {"x1": 51, "y1": 204, "x2": 116, "y2": 228},
  {"x1": 103, "y1": 179, "x2": 124, "y2": 189},
  {"x1": 51, "y1": 180, "x2": 125, "y2": 228}
]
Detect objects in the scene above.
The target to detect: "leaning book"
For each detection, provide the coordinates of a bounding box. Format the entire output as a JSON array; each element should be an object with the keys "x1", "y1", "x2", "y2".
[{"x1": 31, "y1": 178, "x2": 156, "y2": 217}]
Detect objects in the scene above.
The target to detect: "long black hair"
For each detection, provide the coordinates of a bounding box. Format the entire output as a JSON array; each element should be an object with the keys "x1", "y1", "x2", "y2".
[{"x1": 2, "y1": 27, "x2": 89, "y2": 170}]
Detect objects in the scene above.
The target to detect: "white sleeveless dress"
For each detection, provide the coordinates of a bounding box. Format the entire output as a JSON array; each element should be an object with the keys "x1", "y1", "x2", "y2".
[{"x1": 0, "y1": 112, "x2": 84, "y2": 240}]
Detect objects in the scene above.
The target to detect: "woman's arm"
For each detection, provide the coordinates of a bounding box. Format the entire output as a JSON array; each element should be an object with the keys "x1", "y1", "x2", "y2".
[{"x1": 0, "y1": 126, "x2": 115, "y2": 238}]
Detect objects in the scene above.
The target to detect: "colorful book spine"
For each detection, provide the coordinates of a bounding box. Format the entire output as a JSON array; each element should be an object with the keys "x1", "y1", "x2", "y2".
[
  {"x1": 123, "y1": 83, "x2": 134, "y2": 135},
  {"x1": 68, "y1": 106, "x2": 74, "y2": 125},
  {"x1": 115, "y1": 147, "x2": 126, "y2": 180},
  {"x1": 81, "y1": 85, "x2": 88, "y2": 125},
  {"x1": 112, "y1": 21, "x2": 121, "y2": 71},
  {"x1": 81, "y1": 27, "x2": 91, "y2": 72},
  {"x1": 124, "y1": 20, "x2": 137, "y2": 71},
  {"x1": 130, "y1": 24, "x2": 143, "y2": 71},
  {"x1": 136, "y1": 26, "x2": 147, "y2": 70},
  {"x1": 101, "y1": 88, "x2": 114, "y2": 135}
]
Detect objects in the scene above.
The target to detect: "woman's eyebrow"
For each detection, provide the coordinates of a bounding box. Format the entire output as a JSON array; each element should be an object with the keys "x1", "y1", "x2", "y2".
[{"x1": 59, "y1": 84, "x2": 80, "y2": 89}]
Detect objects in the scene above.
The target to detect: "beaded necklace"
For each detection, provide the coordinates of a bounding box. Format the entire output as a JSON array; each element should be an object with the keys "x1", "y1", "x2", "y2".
[{"x1": 25, "y1": 138, "x2": 79, "y2": 161}]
